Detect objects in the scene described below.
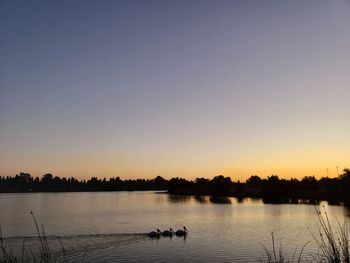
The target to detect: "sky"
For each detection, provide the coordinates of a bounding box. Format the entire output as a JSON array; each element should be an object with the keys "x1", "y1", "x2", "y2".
[{"x1": 0, "y1": 0, "x2": 349, "y2": 181}]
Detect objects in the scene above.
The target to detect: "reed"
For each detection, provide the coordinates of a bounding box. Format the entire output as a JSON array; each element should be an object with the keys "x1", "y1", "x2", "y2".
[
  {"x1": 0, "y1": 212, "x2": 83, "y2": 263},
  {"x1": 260, "y1": 206, "x2": 350, "y2": 263},
  {"x1": 0, "y1": 226, "x2": 18, "y2": 263},
  {"x1": 259, "y1": 232, "x2": 307, "y2": 263},
  {"x1": 308, "y1": 206, "x2": 349, "y2": 263}
]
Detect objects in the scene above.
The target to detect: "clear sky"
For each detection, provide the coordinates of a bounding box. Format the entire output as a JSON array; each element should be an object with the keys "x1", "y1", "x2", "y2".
[{"x1": 0, "y1": 0, "x2": 349, "y2": 181}]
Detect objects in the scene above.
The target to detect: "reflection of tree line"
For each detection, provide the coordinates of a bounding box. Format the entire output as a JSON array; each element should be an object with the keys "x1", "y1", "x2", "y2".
[
  {"x1": 1, "y1": 169, "x2": 350, "y2": 205},
  {"x1": 169, "y1": 169, "x2": 350, "y2": 205},
  {"x1": 168, "y1": 195, "x2": 232, "y2": 204}
]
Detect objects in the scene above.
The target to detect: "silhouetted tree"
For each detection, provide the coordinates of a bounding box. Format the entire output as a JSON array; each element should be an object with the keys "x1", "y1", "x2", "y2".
[
  {"x1": 1, "y1": 169, "x2": 350, "y2": 205},
  {"x1": 246, "y1": 175, "x2": 262, "y2": 187},
  {"x1": 210, "y1": 175, "x2": 232, "y2": 195},
  {"x1": 340, "y1": 169, "x2": 350, "y2": 206},
  {"x1": 262, "y1": 175, "x2": 285, "y2": 203}
]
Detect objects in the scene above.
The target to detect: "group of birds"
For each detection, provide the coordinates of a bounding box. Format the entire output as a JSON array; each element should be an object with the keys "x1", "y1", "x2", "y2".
[{"x1": 148, "y1": 226, "x2": 188, "y2": 238}]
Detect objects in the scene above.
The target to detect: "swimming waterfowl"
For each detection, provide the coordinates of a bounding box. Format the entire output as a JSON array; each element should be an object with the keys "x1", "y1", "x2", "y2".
[
  {"x1": 175, "y1": 226, "x2": 188, "y2": 236},
  {"x1": 161, "y1": 228, "x2": 174, "y2": 236},
  {"x1": 148, "y1": 229, "x2": 161, "y2": 237}
]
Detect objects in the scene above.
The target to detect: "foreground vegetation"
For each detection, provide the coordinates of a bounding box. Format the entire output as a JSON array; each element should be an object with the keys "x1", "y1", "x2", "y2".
[
  {"x1": 0, "y1": 212, "x2": 86, "y2": 263},
  {"x1": 260, "y1": 207, "x2": 350, "y2": 263},
  {"x1": 1, "y1": 169, "x2": 350, "y2": 205}
]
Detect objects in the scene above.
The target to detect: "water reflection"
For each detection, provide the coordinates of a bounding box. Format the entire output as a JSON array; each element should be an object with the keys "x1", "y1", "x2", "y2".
[
  {"x1": 343, "y1": 206, "x2": 350, "y2": 217},
  {"x1": 236, "y1": 196, "x2": 244, "y2": 203},
  {"x1": 167, "y1": 195, "x2": 191, "y2": 203},
  {"x1": 164, "y1": 194, "x2": 342, "y2": 206},
  {"x1": 297, "y1": 199, "x2": 320, "y2": 205},
  {"x1": 168, "y1": 194, "x2": 232, "y2": 204},
  {"x1": 327, "y1": 199, "x2": 341, "y2": 206},
  {"x1": 209, "y1": 196, "x2": 231, "y2": 204},
  {"x1": 194, "y1": 196, "x2": 208, "y2": 203},
  {"x1": 1, "y1": 192, "x2": 350, "y2": 263},
  {"x1": 262, "y1": 198, "x2": 321, "y2": 205}
]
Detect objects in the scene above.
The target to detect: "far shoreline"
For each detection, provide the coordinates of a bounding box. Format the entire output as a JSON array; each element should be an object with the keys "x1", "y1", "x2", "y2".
[{"x1": 1, "y1": 170, "x2": 350, "y2": 205}]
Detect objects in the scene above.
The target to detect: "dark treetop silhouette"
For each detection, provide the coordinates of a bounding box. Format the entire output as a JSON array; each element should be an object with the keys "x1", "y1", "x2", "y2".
[{"x1": 0, "y1": 169, "x2": 350, "y2": 205}]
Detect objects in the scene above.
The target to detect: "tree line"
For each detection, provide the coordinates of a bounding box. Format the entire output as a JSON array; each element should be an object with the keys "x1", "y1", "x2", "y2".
[{"x1": 0, "y1": 169, "x2": 350, "y2": 204}]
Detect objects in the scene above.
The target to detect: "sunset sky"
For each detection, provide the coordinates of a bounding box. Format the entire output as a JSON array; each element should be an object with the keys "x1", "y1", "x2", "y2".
[{"x1": 0, "y1": 0, "x2": 349, "y2": 181}]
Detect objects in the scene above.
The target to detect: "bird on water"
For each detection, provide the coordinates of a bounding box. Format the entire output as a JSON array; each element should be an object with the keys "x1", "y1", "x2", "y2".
[
  {"x1": 161, "y1": 228, "x2": 174, "y2": 236},
  {"x1": 148, "y1": 229, "x2": 161, "y2": 237},
  {"x1": 175, "y1": 226, "x2": 188, "y2": 236}
]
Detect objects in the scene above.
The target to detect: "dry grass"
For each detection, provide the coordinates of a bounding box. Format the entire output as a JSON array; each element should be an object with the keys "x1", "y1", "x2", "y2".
[
  {"x1": 259, "y1": 232, "x2": 308, "y2": 263},
  {"x1": 0, "y1": 212, "x2": 82, "y2": 263},
  {"x1": 308, "y1": 206, "x2": 349, "y2": 263},
  {"x1": 260, "y1": 206, "x2": 350, "y2": 263}
]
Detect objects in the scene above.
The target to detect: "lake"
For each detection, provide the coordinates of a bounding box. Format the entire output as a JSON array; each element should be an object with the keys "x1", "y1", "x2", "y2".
[{"x1": 0, "y1": 192, "x2": 349, "y2": 262}]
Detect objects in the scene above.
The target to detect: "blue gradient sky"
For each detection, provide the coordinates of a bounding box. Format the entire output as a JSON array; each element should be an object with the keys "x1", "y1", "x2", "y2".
[{"x1": 1, "y1": 0, "x2": 349, "y2": 180}]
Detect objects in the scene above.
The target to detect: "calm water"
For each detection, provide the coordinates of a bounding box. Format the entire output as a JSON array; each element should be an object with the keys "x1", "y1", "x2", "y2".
[{"x1": 0, "y1": 192, "x2": 349, "y2": 262}]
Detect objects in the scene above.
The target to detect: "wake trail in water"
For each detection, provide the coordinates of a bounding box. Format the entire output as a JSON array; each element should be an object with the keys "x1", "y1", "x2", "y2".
[
  {"x1": 2, "y1": 232, "x2": 152, "y2": 260},
  {"x1": 3, "y1": 232, "x2": 149, "y2": 240}
]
